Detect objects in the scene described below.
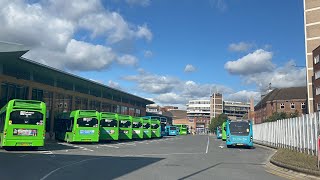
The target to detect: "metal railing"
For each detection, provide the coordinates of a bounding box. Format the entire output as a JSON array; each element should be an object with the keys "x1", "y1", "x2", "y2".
[{"x1": 253, "y1": 112, "x2": 320, "y2": 156}]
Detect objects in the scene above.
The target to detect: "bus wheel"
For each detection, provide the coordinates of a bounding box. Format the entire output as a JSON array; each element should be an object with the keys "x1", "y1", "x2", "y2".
[{"x1": 227, "y1": 145, "x2": 232, "y2": 148}]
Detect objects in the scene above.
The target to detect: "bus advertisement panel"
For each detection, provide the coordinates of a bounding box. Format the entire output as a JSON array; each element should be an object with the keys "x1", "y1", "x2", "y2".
[
  {"x1": 132, "y1": 117, "x2": 143, "y2": 139},
  {"x1": 142, "y1": 118, "x2": 151, "y2": 139},
  {"x1": 99, "y1": 112, "x2": 119, "y2": 141},
  {"x1": 55, "y1": 110, "x2": 100, "y2": 143},
  {"x1": 0, "y1": 99, "x2": 46, "y2": 148},
  {"x1": 118, "y1": 115, "x2": 132, "y2": 140},
  {"x1": 226, "y1": 120, "x2": 253, "y2": 148}
]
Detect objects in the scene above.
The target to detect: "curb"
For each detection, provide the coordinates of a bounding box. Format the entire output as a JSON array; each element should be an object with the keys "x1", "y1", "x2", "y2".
[{"x1": 254, "y1": 142, "x2": 320, "y2": 179}]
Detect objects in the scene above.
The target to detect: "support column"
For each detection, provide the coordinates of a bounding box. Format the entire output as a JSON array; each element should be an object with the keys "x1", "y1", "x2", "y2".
[{"x1": 50, "y1": 92, "x2": 56, "y2": 140}]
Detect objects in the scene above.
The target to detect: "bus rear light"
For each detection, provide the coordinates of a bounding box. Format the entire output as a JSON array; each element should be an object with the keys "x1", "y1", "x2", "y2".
[{"x1": 4, "y1": 130, "x2": 6, "y2": 138}]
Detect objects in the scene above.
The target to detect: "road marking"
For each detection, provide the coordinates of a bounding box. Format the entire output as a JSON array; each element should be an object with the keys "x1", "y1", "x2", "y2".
[
  {"x1": 205, "y1": 136, "x2": 210, "y2": 154},
  {"x1": 57, "y1": 143, "x2": 94, "y2": 152},
  {"x1": 40, "y1": 157, "x2": 106, "y2": 180},
  {"x1": 122, "y1": 152, "x2": 203, "y2": 157},
  {"x1": 219, "y1": 146, "x2": 224, "y2": 149},
  {"x1": 99, "y1": 144, "x2": 119, "y2": 148},
  {"x1": 19, "y1": 154, "x2": 28, "y2": 157}
]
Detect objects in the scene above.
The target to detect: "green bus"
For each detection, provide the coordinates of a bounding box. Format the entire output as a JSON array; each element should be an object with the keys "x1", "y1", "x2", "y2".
[
  {"x1": 142, "y1": 118, "x2": 152, "y2": 139},
  {"x1": 118, "y1": 114, "x2": 132, "y2": 140},
  {"x1": 148, "y1": 116, "x2": 161, "y2": 138},
  {"x1": 0, "y1": 99, "x2": 46, "y2": 148},
  {"x1": 99, "y1": 112, "x2": 119, "y2": 141},
  {"x1": 175, "y1": 124, "x2": 188, "y2": 135},
  {"x1": 55, "y1": 110, "x2": 100, "y2": 143},
  {"x1": 221, "y1": 122, "x2": 227, "y2": 141},
  {"x1": 132, "y1": 117, "x2": 143, "y2": 139}
]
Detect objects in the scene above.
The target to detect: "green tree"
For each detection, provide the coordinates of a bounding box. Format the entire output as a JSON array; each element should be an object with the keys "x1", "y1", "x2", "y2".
[
  {"x1": 265, "y1": 112, "x2": 288, "y2": 122},
  {"x1": 209, "y1": 113, "x2": 228, "y2": 133},
  {"x1": 289, "y1": 110, "x2": 299, "y2": 118}
]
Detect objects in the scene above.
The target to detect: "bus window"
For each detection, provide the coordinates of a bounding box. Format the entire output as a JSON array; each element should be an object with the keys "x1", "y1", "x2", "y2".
[
  {"x1": 132, "y1": 122, "x2": 142, "y2": 128},
  {"x1": 170, "y1": 127, "x2": 176, "y2": 130},
  {"x1": 119, "y1": 120, "x2": 131, "y2": 128},
  {"x1": 143, "y1": 123, "x2": 150, "y2": 129},
  {"x1": 151, "y1": 124, "x2": 159, "y2": 129},
  {"x1": 77, "y1": 118, "x2": 98, "y2": 127},
  {"x1": 229, "y1": 121, "x2": 250, "y2": 136},
  {"x1": 100, "y1": 119, "x2": 117, "y2": 127},
  {"x1": 10, "y1": 111, "x2": 44, "y2": 125}
]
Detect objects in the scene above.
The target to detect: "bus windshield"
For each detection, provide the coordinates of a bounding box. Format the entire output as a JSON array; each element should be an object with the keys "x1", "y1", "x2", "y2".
[
  {"x1": 143, "y1": 123, "x2": 150, "y2": 129},
  {"x1": 151, "y1": 124, "x2": 159, "y2": 129},
  {"x1": 229, "y1": 122, "x2": 250, "y2": 136},
  {"x1": 77, "y1": 117, "x2": 98, "y2": 127},
  {"x1": 100, "y1": 119, "x2": 117, "y2": 127},
  {"x1": 10, "y1": 110, "x2": 44, "y2": 125},
  {"x1": 119, "y1": 120, "x2": 131, "y2": 128},
  {"x1": 132, "y1": 122, "x2": 142, "y2": 128}
]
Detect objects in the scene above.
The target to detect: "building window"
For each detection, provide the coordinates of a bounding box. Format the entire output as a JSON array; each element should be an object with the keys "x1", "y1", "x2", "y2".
[
  {"x1": 280, "y1": 103, "x2": 285, "y2": 109},
  {"x1": 315, "y1": 55, "x2": 320, "y2": 64},
  {"x1": 0, "y1": 82, "x2": 29, "y2": 107},
  {"x1": 291, "y1": 103, "x2": 295, "y2": 109},
  {"x1": 301, "y1": 102, "x2": 306, "y2": 109},
  {"x1": 316, "y1": 71, "x2": 320, "y2": 80},
  {"x1": 318, "y1": 104, "x2": 320, "y2": 111},
  {"x1": 317, "y1": 87, "x2": 320, "y2": 95}
]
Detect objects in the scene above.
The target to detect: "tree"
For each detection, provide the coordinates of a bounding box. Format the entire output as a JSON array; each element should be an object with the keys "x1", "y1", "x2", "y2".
[
  {"x1": 209, "y1": 113, "x2": 228, "y2": 133},
  {"x1": 265, "y1": 112, "x2": 288, "y2": 122}
]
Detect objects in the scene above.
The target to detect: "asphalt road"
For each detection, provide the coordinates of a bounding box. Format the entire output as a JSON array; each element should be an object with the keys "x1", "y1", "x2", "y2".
[{"x1": 0, "y1": 135, "x2": 285, "y2": 180}]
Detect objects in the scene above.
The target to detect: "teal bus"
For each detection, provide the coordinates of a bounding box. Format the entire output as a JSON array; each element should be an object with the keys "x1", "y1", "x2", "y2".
[
  {"x1": 175, "y1": 124, "x2": 187, "y2": 135},
  {"x1": 55, "y1": 110, "x2": 100, "y2": 143},
  {"x1": 99, "y1": 112, "x2": 119, "y2": 141},
  {"x1": 132, "y1": 117, "x2": 143, "y2": 139},
  {"x1": 222, "y1": 122, "x2": 227, "y2": 141},
  {"x1": 226, "y1": 120, "x2": 253, "y2": 148},
  {"x1": 142, "y1": 118, "x2": 152, "y2": 139},
  {"x1": 118, "y1": 114, "x2": 132, "y2": 140},
  {"x1": 0, "y1": 99, "x2": 46, "y2": 148}
]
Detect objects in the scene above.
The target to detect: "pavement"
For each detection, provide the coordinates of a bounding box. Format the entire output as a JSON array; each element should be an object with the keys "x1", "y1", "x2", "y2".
[{"x1": 0, "y1": 135, "x2": 286, "y2": 180}]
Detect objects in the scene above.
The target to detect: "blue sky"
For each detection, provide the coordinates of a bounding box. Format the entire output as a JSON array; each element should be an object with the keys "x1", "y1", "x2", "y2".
[{"x1": 0, "y1": 0, "x2": 306, "y2": 108}]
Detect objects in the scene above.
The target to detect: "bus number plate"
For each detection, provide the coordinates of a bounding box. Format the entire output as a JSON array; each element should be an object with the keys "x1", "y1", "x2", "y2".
[{"x1": 17, "y1": 142, "x2": 31, "y2": 146}]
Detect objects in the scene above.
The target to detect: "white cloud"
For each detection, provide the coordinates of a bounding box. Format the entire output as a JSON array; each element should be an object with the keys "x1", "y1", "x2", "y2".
[
  {"x1": 209, "y1": 0, "x2": 227, "y2": 12},
  {"x1": 108, "y1": 80, "x2": 121, "y2": 89},
  {"x1": 154, "y1": 93, "x2": 187, "y2": 104},
  {"x1": 0, "y1": 0, "x2": 152, "y2": 71},
  {"x1": 244, "y1": 60, "x2": 306, "y2": 91},
  {"x1": 225, "y1": 90, "x2": 260, "y2": 102},
  {"x1": 125, "y1": 0, "x2": 151, "y2": 7},
  {"x1": 224, "y1": 49, "x2": 275, "y2": 75},
  {"x1": 144, "y1": 50, "x2": 153, "y2": 58},
  {"x1": 117, "y1": 54, "x2": 138, "y2": 66},
  {"x1": 228, "y1": 42, "x2": 253, "y2": 52},
  {"x1": 184, "y1": 64, "x2": 196, "y2": 73}
]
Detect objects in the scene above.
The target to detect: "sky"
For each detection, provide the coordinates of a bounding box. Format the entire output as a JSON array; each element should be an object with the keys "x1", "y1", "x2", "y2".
[{"x1": 0, "y1": 0, "x2": 306, "y2": 109}]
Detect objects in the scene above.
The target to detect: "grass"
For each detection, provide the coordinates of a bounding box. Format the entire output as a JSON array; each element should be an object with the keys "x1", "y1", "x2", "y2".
[{"x1": 272, "y1": 148, "x2": 319, "y2": 171}]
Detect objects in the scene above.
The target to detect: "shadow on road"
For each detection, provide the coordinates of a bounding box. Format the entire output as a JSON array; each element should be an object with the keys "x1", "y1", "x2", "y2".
[{"x1": 0, "y1": 152, "x2": 164, "y2": 180}]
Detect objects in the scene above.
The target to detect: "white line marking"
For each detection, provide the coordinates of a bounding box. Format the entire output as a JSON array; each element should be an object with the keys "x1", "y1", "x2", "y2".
[
  {"x1": 19, "y1": 154, "x2": 28, "y2": 157},
  {"x1": 206, "y1": 136, "x2": 210, "y2": 154},
  {"x1": 219, "y1": 146, "x2": 224, "y2": 149},
  {"x1": 99, "y1": 145, "x2": 119, "y2": 148},
  {"x1": 122, "y1": 152, "x2": 203, "y2": 157},
  {"x1": 40, "y1": 157, "x2": 106, "y2": 180}
]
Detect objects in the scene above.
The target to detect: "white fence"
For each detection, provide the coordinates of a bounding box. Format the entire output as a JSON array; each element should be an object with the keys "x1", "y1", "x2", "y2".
[{"x1": 253, "y1": 112, "x2": 320, "y2": 156}]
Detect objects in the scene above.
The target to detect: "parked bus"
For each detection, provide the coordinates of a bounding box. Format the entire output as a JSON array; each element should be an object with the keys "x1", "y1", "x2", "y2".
[
  {"x1": 99, "y1": 112, "x2": 119, "y2": 141},
  {"x1": 142, "y1": 118, "x2": 152, "y2": 139},
  {"x1": 0, "y1": 99, "x2": 46, "y2": 148},
  {"x1": 216, "y1": 126, "x2": 222, "y2": 139},
  {"x1": 226, "y1": 120, "x2": 253, "y2": 148},
  {"x1": 165, "y1": 126, "x2": 178, "y2": 136},
  {"x1": 118, "y1": 114, "x2": 132, "y2": 140},
  {"x1": 160, "y1": 117, "x2": 167, "y2": 137},
  {"x1": 143, "y1": 116, "x2": 161, "y2": 138},
  {"x1": 55, "y1": 110, "x2": 100, "y2": 143},
  {"x1": 221, "y1": 122, "x2": 227, "y2": 141},
  {"x1": 132, "y1": 117, "x2": 143, "y2": 139},
  {"x1": 175, "y1": 124, "x2": 187, "y2": 135}
]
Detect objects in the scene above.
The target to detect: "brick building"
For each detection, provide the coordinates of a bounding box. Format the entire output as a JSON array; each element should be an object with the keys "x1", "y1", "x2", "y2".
[
  {"x1": 254, "y1": 87, "x2": 307, "y2": 124},
  {"x1": 313, "y1": 45, "x2": 320, "y2": 110}
]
